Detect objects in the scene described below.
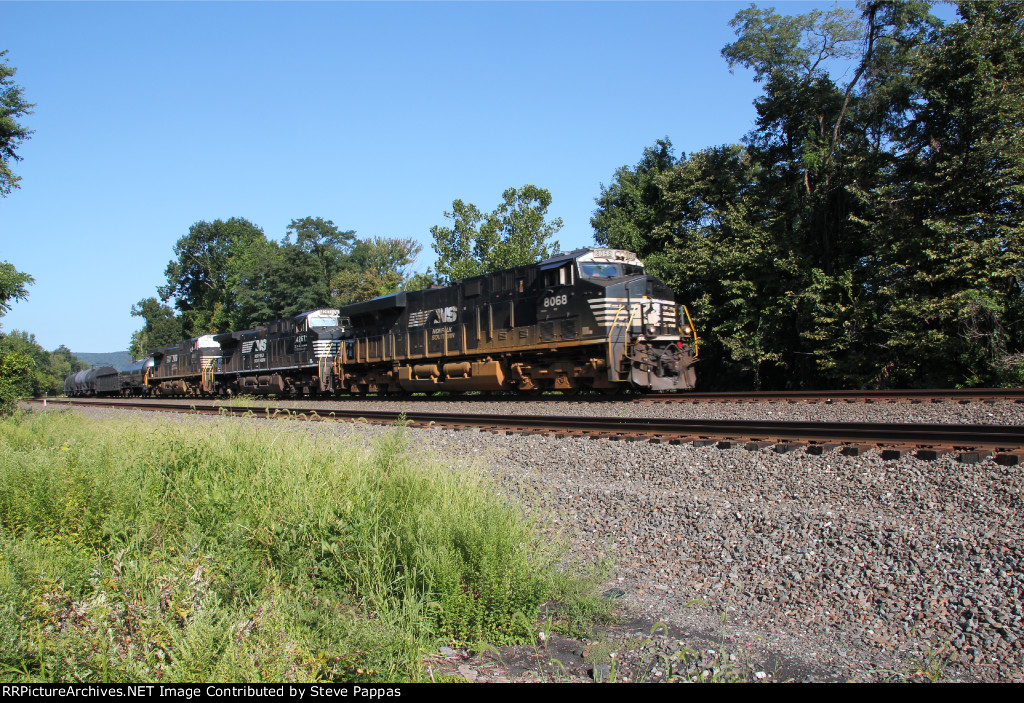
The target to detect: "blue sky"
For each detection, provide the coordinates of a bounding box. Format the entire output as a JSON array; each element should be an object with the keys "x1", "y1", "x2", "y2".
[{"x1": 1, "y1": 0, "x2": 898, "y2": 353}]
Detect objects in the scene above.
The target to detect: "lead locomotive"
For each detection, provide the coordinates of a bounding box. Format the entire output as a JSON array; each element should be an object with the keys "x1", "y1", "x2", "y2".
[
  {"x1": 69, "y1": 248, "x2": 698, "y2": 396},
  {"x1": 336, "y1": 247, "x2": 697, "y2": 394}
]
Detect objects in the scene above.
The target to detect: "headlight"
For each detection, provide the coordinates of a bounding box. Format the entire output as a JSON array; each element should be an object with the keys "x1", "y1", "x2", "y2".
[{"x1": 683, "y1": 326, "x2": 692, "y2": 335}]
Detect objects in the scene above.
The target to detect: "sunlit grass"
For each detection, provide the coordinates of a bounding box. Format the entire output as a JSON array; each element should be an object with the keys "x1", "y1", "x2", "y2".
[{"x1": 0, "y1": 409, "x2": 587, "y2": 682}]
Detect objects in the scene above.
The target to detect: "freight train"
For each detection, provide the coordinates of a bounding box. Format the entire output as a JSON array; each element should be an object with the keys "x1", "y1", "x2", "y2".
[{"x1": 66, "y1": 248, "x2": 698, "y2": 397}]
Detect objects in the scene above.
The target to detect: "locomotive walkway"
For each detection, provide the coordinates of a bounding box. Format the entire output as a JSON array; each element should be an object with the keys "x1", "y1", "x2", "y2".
[{"x1": 33, "y1": 397, "x2": 1024, "y2": 464}]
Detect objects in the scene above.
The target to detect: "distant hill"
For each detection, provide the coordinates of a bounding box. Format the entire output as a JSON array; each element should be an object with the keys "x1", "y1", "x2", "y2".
[{"x1": 75, "y1": 351, "x2": 134, "y2": 371}]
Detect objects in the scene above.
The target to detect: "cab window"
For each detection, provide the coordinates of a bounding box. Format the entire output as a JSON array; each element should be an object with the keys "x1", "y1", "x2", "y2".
[
  {"x1": 306, "y1": 311, "x2": 341, "y2": 329},
  {"x1": 579, "y1": 262, "x2": 619, "y2": 278},
  {"x1": 543, "y1": 265, "x2": 572, "y2": 287}
]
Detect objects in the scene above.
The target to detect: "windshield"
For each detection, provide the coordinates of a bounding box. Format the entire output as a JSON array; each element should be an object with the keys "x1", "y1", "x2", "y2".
[
  {"x1": 307, "y1": 309, "x2": 342, "y2": 328},
  {"x1": 579, "y1": 262, "x2": 646, "y2": 278}
]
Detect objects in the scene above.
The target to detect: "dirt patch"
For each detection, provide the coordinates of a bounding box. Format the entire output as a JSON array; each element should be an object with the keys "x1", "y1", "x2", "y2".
[{"x1": 422, "y1": 611, "x2": 845, "y2": 683}]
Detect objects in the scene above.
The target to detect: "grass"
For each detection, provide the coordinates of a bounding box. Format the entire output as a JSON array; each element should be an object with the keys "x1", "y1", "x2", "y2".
[{"x1": 0, "y1": 409, "x2": 594, "y2": 683}]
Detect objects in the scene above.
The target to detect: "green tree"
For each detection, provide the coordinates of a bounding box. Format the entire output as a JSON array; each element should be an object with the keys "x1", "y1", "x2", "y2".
[
  {"x1": 0, "y1": 260, "x2": 33, "y2": 316},
  {"x1": 862, "y1": 1, "x2": 1024, "y2": 386},
  {"x1": 402, "y1": 270, "x2": 438, "y2": 292},
  {"x1": 594, "y1": 140, "x2": 791, "y2": 388},
  {"x1": 0, "y1": 260, "x2": 34, "y2": 412},
  {"x1": 594, "y1": 1, "x2": 1024, "y2": 389},
  {"x1": 430, "y1": 185, "x2": 562, "y2": 284},
  {"x1": 332, "y1": 237, "x2": 422, "y2": 303},
  {"x1": 0, "y1": 331, "x2": 82, "y2": 397},
  {"x1": 593, "y1": 3, "x2": 960, "y2": 390},
  {"x1": 0, "y1": 348, "x2": 31, "y2": 413},
  {"x1": 0, "y1": 50, "x2": 34, "y2": 197},
  {"x1": 592, "y1": 138, "x2": 681, "y2": 269},
  {"x1": 286, "y1": 216, "x2": 357, "y2": 302},
  {"x1": 51, "y1": 344, "x2": 89, "y2": 380},
  {"x1": 159, "y1": 218, "x2": 271, "y2": 336},
  {"x1": 129, "y1": 297, "x2": 185, "y2": 357},
  {"x1": 233, "y1": 240, "x2": 309, "y2": 326},
  {"x1": 233, "y1": 226, "x2": 419, "y2": 320},
  {"x1": 151, "y1": 215, "x2": 426, "y2": 333}
]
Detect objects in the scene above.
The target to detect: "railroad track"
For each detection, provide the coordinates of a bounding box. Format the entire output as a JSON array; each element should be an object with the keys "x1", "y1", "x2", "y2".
[
  {"x1": 31, "y1": 397, "x2": 1024, "y2": 465},
  {"x1": 44, "y1": 386, "x2": 1024, "y2": 406},
  {"x1": 638, "y1": 387, "x2": 1024, "y2": 403}
]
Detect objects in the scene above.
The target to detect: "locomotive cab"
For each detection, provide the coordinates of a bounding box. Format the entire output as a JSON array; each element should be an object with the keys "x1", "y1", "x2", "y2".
[
  {"x1": 551, "y1": 248, "x2": 697, "y2": 390},
  {"x1": 301, "y1": 309, "x2": 348, "y2": 390}
]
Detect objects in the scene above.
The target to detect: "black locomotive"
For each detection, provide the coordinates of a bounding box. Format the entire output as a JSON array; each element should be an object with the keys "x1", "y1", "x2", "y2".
[
  {"x1": 335, "y1": 247, "x2": 697, "y2": 394},
  {"x1": 212, "y1": 309, "x2": 346, "y2": 395},
  {"x1": 66, "y1": 248, "x2": 698, "y2": 397}
]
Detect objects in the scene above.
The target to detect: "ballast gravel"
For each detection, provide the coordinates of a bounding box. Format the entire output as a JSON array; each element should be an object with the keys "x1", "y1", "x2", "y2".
[
  {"x1": 413, "y1": 424, "x2": 1023, "y2": 683},
  {"x1": 43, "y1": 400, "x2": 1024, "y2": 682}
]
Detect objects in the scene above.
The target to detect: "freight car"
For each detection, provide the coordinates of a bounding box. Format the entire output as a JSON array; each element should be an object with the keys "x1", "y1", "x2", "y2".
[
  {"x1": 104, "y1": 247, "x2": 697, "y2": 397},
  {"x1": 119, "y1": 358, "x2": 154, "y2": 396},
  {"x1": 64, "y1": 366, "x2": 121, "y2": 397}
]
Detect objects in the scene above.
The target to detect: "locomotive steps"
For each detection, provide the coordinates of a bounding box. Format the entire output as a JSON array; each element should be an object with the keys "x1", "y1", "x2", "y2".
[{"x1": 33, "y1": 397, "x2": 1024, "y2": 465}]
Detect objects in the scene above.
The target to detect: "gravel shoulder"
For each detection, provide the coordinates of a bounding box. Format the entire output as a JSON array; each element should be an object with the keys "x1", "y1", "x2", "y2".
[{"x1": 33, "y1": 401, "x2": 1024, "y2": 682}]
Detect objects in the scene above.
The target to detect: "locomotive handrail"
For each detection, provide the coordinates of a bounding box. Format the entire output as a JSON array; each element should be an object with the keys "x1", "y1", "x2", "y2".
[
  {"x1": 333, "y1": 354, "x2": 344, "y2": 386},
  {"x1": 625, "y1": 304, "x2": 638, "y2": 348},
  {"x1": 318, "y1": 356, "x2": 329, "y2": 391},
  {"x1": 607, "y1": 304, "x2": 639, "y2": 378},
  {"x1": 681, "y1": 304, "x2": 699, "y2": 358},
  {"x1": 607, "y1": 305, "x2": 627, "y2": 377}
]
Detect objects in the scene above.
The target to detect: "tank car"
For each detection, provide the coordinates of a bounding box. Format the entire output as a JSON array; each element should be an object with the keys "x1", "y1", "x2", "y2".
[
  {"x1": 64, "y1": 366, "x2": 121, "y2": 397},
  {"x1": 335, "y1": 247, "x2": 697, "y2": 394},
  {"x1": 119, "y1": 358, "x2": 154, "y2": 396}
]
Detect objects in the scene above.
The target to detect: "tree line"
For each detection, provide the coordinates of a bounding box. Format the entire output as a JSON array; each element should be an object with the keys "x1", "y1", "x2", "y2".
[
  {"x1": 129, "y1": 217, "x2": 422, "y2": 357},
  {"x1": 593, "y1": 1, "x2": 1023, "y2": 389},
  {"x1": 130, "y1": 184, "x2": 562, "y2": 356},
  {"x1": 1, "y1": 263, "x2": 90, "y2": 412}
]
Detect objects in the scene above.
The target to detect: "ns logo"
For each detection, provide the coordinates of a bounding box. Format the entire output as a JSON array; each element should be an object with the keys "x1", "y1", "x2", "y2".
[
  {"x1": 409, "y1": 306, "x2": 458, "y2": 327},
  {"x1": 432, "y1": 306, "x2": 457, "y2": 324}
]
